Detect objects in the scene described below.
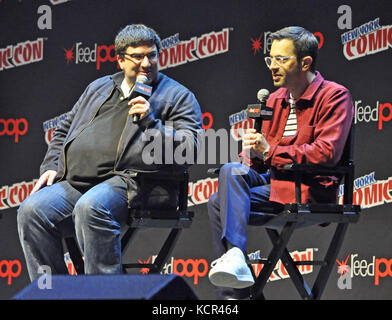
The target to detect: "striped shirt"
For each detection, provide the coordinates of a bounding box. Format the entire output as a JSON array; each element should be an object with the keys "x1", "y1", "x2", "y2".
[{"x1": 283, "y1": 95, "x2": 297, "y2": 137}]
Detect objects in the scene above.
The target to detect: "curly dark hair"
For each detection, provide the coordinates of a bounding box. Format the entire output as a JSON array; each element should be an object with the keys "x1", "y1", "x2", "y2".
[{"x1": 115, "y1": 24, "x2": 161, "y2": 57}]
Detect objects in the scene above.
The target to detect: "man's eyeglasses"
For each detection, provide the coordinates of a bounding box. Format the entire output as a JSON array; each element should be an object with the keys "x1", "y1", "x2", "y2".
[
  {"x1": 120, "y1": 51, "x2": 158, "y2": 63},
  {"x1": 264, "y1": 56, "x2": 295, "y2": 67}
]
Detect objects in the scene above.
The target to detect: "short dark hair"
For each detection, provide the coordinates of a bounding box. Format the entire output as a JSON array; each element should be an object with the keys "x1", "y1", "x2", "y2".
[
  {"x1": 115, "y1": 24, "x2": 162, "y2": 57},
  {"x1": 270, "y1": 26, "x2": 319, "y2": 72}
]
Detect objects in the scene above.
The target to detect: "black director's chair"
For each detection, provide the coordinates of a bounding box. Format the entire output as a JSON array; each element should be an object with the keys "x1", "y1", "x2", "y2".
[
  {"x1": 209, "y1": 124, "x2": 360, "y2": 300},
  {"x1": 64, "y1": 169, "x2": 193, "y2": 275}
]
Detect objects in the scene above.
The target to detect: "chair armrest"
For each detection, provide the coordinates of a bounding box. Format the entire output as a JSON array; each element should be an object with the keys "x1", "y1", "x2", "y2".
[
  {"x1": 128, "y1": 169, "x2": 189, "y2": 181},
  {"x1": 281, "y1": 163, "x2": 352, "y2": 204},
  {"x1": 281, "y1": 163, "x2": 350, "y2": 175},
  {"x1": 207, "y1": 167, "x2": 220, "y2": 175}
]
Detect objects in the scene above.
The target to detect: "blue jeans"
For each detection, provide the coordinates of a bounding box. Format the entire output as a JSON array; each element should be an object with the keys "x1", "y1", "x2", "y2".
[
  {"x1": 207, "y1": 162, "x2": 283, "y2": 299},
  {"x1": 17, "y1": 176, "x2": 131, "y2": 281}
]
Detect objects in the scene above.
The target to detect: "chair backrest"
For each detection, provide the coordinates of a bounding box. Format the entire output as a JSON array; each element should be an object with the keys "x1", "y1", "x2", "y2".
[
  {"x1": 337, "y1": 122, "x2": 355, "y2": 167},
  {"x1": 128, "y1": 169, "x2": 189, "y2": 219},
  {"x1": 340, "y1": 123, "x2": 355, "y2": 205}
]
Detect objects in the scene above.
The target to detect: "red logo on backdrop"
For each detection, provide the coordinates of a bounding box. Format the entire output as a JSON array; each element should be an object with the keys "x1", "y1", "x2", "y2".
[
  {"x1": 248, "y1": 248, "x2": 315, "y2": 282},
  {"x1": 229, "y1": 108, "x2": 255, "y2": 141},
  {"x1": 251, "y1": 34, "x2": 263, "y2": 55},
  {"x1": 188, "y1": 177, "x2": 218, "y2": 207},
  {"x1": 43, "y1": 112, "x2": 68, "y2": 145},
  {"x1": 158, "y1": 28, "x2": 231, "y2": 71},
  {"x1": 138, "y1": 256, "x2": 152, "y2": 275},
  {"x1": 250, "y1": 31, "x2": 324, "y2": 55},
  {"x1": 63, "y1": 42, "x2": 118, "y2": 70},
  {"x1": 0, "y1": 180, "x2": 36, "y2": 211},
  {"x1": 0, "y1": 118, "x2": 28, "y2": 143},
  {"x1": 354, "y1": 100, "x2": 392, "y2": 130},
  {"x1": 336, "y1": 255, "x2": 351, "y2": 277},
  {"x1": 379, "y1": 103, "x2": 392, "y2": 130},
  {"x1": 339, "y1": 171, "x2": 392, "y2": 210},
  {"x1": 0, "y1": 260, "x2": 22, "y2": 285},
  {"x1": 341, "y1": 18, "x2": 392, "y2": 61},
  {"x1": 202, "y1": 112, "x2": 213, "y2": 130},
  {"x1": 0, "y1": 38, "x2": 44, "y2": 71},
  {"x1": 139, "y1": 256, "x2": 208, "y2": 285},
  {"x1": 64, "y1": 45, "x2": 75, "y2": 64},
  {"x1": 337, "y1": 253, "x2": 392, "y2": 286}
]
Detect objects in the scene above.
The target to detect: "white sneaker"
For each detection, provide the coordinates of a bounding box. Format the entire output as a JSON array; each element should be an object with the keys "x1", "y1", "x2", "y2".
[{"x1": 208, "y1": 247, "x2": 255, "y2": 289}]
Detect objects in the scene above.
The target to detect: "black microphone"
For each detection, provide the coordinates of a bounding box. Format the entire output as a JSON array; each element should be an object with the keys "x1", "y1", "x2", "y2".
[
  {"x1": 131, "y1": 75, "x2": 152, "y2": 123},
  {"x1": 247, "y1": 89, "x2": 272, "y2": 132}
]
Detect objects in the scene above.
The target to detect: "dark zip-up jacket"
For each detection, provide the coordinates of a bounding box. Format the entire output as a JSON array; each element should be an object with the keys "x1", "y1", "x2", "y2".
[{"x1": 40, "y1": 71, "x2": 203, "y2": 197}]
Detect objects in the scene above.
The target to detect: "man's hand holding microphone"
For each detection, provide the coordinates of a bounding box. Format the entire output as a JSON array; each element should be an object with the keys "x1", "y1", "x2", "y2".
[{"x1": 242, "y1": 129, "x2": 270, "y2": 160}]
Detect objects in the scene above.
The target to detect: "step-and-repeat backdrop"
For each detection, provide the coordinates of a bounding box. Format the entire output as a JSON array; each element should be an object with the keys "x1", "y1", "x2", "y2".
[{"x1": 1, "y1": 0, "x2": 391, "y2": 299}]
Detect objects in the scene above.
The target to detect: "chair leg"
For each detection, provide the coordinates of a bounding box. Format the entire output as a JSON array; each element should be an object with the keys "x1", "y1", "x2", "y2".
[
  {"x1": 266, "y1": 229, "x2": 312, "y2": 300},
  {"x1": 149, "y1": 228, "x2": 182, "y2": 273},
  {"x1": 121, "y1": 228, "x2": 183, "y2": 274},
  {"x1": 250, "y1": 222, "x2": 297, "y2": 300},
  {"x1": 64, "y1": 237, "x2": 85, "y2": 275},
  {"x1": 120, "y1": 227, "x2": 139, "y2": 273},
  {"x1": 311, "y1": 223, "x2": 349, "y2": 299},
  {"x1": 247, "y1": 263, "x2": 266, "y2": 299},
  {"x1": 121, "y1": 227, "x2": 138, "y2": 254}
]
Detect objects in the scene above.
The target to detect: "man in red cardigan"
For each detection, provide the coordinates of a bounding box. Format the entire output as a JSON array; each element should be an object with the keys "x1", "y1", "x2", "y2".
[{"x1": 207, "y1": 26, "x2": 354, "y2": 299}]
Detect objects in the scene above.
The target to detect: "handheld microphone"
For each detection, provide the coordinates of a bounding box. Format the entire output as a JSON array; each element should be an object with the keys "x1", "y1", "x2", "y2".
[
  {"x1": 247, "y1": 89, "x2": 272, "y2": 132},
  {"x1": 131, "y1": 75, "x2": 152, "y2": 123}
]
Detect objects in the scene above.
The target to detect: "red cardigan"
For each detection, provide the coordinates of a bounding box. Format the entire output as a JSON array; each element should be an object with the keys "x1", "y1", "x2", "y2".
[{"x1": 244, "y1": 72, "x2": 354, "y2": 204}]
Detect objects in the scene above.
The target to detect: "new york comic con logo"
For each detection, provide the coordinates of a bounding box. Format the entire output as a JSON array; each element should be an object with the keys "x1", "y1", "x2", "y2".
[
  {"x1": 341, "y1": 18, "x2": 392, "y2": 60},
  {"x1": 248, "y1": 248, "x2": 315, "y2": 282},
  {"x1": 158, "y1": 28, "x2": 231, "y2": 70},
  {"x1": 338, "y1": 171, "x2": 392, "y2": 209},
  {"x1": 0, "y1": 38, "x2": 44, "y2": 71}
]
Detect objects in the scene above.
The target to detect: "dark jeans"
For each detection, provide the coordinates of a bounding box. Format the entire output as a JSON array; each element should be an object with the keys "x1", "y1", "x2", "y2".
[{"x1": 17, "y1": 176, "x2": 131, "y2": 281}]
